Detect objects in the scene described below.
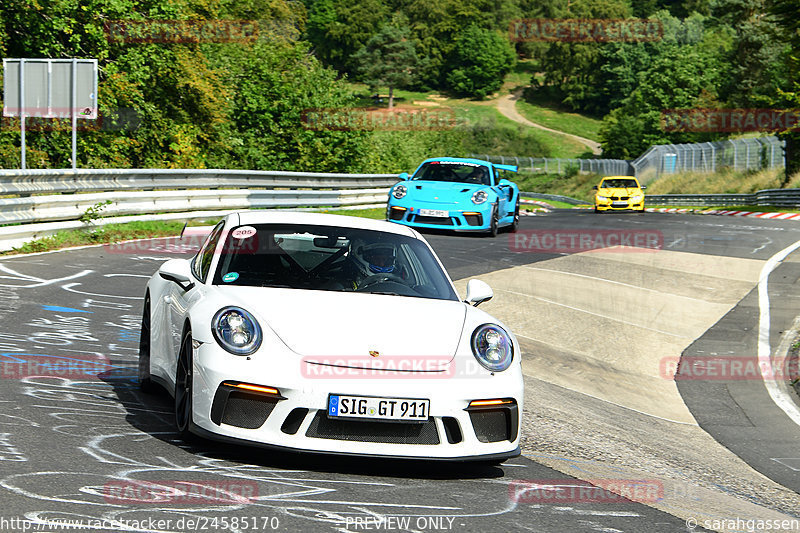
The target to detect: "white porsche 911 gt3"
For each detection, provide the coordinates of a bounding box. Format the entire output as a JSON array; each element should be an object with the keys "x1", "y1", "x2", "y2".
[{"x1": 139, "y1": 211, "x2": 523, "y2": 462}]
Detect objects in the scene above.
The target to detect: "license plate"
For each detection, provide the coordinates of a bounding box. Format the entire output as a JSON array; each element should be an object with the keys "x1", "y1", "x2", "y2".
[
  {"x1": 612, "y1": 201, "x2": 629, "y2": 207},
  {"x1": 327, "y1": 394, "x2": 430, "y2": 422},
  {"x1": 418, "y1": 209, "x2": 449, "y2": 218}
]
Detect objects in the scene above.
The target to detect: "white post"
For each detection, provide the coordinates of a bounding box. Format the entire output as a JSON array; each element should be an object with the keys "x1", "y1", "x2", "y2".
[
  {"x1": 20, "y1": 59, "x2": 26, "y2": 170},
  {"x1": 71, "y1": 58, "x2": 77, "y2": 170}
]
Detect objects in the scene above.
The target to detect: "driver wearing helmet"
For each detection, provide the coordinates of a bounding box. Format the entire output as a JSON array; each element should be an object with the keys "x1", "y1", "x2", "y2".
[
  {"x1": 360, "y1": 242, "x2": 396, "y2": 274},
  {"x1": 465, "y1": 166, "x2": 490, "y2": 185},
  {"x1": 340, "y1": 241, "x2": 406, "y2": 290}
]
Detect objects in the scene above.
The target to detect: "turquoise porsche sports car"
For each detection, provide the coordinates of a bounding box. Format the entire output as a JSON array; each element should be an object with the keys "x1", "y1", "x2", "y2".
[{"x1": 386, "y1": 157, "x2": 520, "y2": 237}]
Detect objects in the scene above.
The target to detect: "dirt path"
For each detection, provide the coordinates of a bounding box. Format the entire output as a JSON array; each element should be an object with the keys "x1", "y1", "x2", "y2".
[{"x1": 496, "y1": 91, "x2": 602, "y2": 155}]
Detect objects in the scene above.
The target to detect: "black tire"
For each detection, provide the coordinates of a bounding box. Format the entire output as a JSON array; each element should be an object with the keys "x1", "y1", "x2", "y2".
[
  {"x1": 594, "y1": 206, "x2": 602, "y2": 213},
  {"x1": 138, "y1": 295, "x2": 155, "y2": 393},
  {"x1": 174, "y1": 328, "x2": 195, "y2": 440},
  {"x1": 487, "y1": 206, "x2": 499, "y2": 237},
  {"x1": 510, "y1": 201, "x2": 520, "y2": 232}
]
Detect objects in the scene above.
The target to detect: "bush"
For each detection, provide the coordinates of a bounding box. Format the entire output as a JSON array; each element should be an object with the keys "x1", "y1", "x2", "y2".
[{"x1": 445, "y1": 26, "x2": 516, "y2": 99}]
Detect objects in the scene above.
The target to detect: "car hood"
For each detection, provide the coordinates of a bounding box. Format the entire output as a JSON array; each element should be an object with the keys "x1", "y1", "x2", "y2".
[
  {"x1": 597, "y1": 187, "x2": 643, "y2": 196},
  {"x1": 207, "y1": 287, "x2": 467, "y2": 363},
  {"x1": 407, "y1": 180, "x2": 485, "y2": 205}
]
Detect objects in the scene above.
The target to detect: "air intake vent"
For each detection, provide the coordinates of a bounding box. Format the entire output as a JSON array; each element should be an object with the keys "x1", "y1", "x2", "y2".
[{"x1": 305, "y1": 411, "x2": 440, "y2": 444}]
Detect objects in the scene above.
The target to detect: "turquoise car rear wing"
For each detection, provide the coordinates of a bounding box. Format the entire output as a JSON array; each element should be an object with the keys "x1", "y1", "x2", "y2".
[{"x1": 493, "y1": 164, "x2": 518, "y2": 173}]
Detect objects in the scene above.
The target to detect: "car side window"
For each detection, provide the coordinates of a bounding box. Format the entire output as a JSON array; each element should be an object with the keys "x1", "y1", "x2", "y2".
[{"x1": 192, "y1": 222, "x2": 225, "y2": 282}]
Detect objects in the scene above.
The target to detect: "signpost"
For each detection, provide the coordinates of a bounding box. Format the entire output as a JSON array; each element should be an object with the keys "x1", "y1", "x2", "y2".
[{"x1": 3, "y1": 58, "x2": 98, "y2": 169}]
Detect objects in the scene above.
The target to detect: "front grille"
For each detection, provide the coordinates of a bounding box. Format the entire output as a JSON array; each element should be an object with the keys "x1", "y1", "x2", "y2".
[
  {"x1": 217, "y1": 392, "x2": 277, "y2": 429},
  {"x1": 442, "y1": 417, "x2": 463, "y2": 444},
  {"x1": 469, "y1": 409, "x2": 510, "y2": 442},
  {"x1": 305, "y1": 411, "x2": 440, "y2": 444},
  {"x1": 281, "y1": 408, "x2": 309, "y2": 435},
  {"x1": 611, "y1": 196, "x2": 630, "y2": 201},
  {"x1": 463, "y1": 213, "x2": 483, "y2": 226},
  {"x1": 412, "y1": 215, "x2": 454, "y2": 226}
]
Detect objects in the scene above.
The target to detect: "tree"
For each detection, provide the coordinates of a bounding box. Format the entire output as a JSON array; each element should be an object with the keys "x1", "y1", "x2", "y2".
[
  {"x1": 351, "y1": 18, "x2": 419, "y2": 108},
  {"x1": 599, "y1": 45, "x2": 724, "y2": 158},
  {"x1": 305, "y1": 0, "x2": 388, "y2": 73},
  {"x1": 535, "y1": 0, "x2": 632, "y2": 114},
  {"x1": 396, "y1": 0, "x2": 493, "y2": 89},
  {"x1": 445, "y1": 25, "x2": 516, "y2": 99},
  {"x1": 712, "y1": 0, "x2": 785, "y2": 107},
  {"x1": 769, "y1": 0, "x2": 800, "y2": 181}
]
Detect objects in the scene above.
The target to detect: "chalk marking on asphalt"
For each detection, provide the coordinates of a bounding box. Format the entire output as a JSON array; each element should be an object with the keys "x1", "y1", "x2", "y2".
[
  {"x1": 758, "y1": 239, "x2": 800, "y2": 427},
  {"x1": 770, "y1": 458, "x2": 800, "y2": 471}
]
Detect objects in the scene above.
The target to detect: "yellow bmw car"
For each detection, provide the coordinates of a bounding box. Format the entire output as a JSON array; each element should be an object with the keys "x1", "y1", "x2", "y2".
[{"x1": 593, "y1": 176, "x2": 646, "y2": 213}]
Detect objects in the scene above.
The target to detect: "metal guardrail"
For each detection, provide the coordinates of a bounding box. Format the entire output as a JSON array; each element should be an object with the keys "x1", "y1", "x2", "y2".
[
  {"x1": 520, "y1": 192, "x2": 589, "y2": 206},
  {"x1": 469, "y1": 155, "x2": 633, "y2": 177},
  {"x1": 470, "y1": 136, "x2": 786, "y2": 183},
  {"x1": 646, "y1": 188, "x2": 800, "y2": 207},
  {"x1": 0, "y1": 168, "x2": 399, "y2": 251},
  {"x1": 0, "y1": 168, "x2": 398, "y2": 195},
  {"x1": 632, "y1": 137, "x2": 785, "y2": 185},
  {"x1": 0, "y1": 188, "x2": 391, "y2": 224}
]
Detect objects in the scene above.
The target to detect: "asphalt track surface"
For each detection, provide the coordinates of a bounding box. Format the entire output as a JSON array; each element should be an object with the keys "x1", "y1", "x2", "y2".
[{"x1": 0, "y1": 210, "x2": 799, "y2": 533}]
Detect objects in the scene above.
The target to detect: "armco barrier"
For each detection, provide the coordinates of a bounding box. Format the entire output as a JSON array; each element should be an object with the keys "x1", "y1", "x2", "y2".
[
  {"x1": 646, "y1": 189, "x2": 800, "y2": 207},
  {"x1": 521, "y1": 189, "x2": 800, "y2": 209},
  {"x1": 520, "y1": 192, "x2": 589, "y2": 206},
  {"x1": 0, "y1": 168, "x2": 398, "y2": 251}
]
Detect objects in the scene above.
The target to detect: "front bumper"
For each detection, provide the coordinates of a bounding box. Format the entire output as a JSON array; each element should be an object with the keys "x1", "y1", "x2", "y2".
[
  {"x1": 190, "y1": 343, "x2": 523, "y2": 460},
  {"x1": 595, "y1": 197, "x2": 645, "y2": 211},
  {"x1": 386, "y1": 202, "x2": 491, "y2": 232}
]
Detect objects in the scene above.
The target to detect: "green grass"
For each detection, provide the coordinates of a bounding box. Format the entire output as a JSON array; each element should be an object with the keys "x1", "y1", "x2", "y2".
[
  {"x1": 2, "y1": 209, "x2": 388, "y2": 256},
  {"x1": 515, "y1": 98, "x2": 603, "y2": 141},
  {"x1": 503, "y1": 60, "x2": 538, "y2": 93},
  {"x1": 3, "y1": 220, "x2": 187, "y2": 255},
  {"x1": 511, "y1": 171, "x2": 600, "y2": 202},
  {"x1": 523, "y1": 198, "x2": 588, "y2": 209},
  {"x1": 315, "y1": 207, "x2": 386, "y2": 219},
  {"x1": 645, "y1": 167, "x2": 785, "y2": 195},
  {"x1": 342, "y1": 78, "x2": 599, "y2": 160}
]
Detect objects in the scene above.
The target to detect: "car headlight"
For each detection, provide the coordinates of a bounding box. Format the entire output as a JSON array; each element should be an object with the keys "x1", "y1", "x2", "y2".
[
  {"x1": 392, "y1": 185, "x2": 407, "y2": 199},
  {"x1": 596, "y1": 194, "x2": 608, "y2": 199},
  {"x1": 630, "y1": 195, "x2": 643, "y2": 203},
  {"x1": 212, "y1": 307, "x2": 262, "y2": 355},
  {"x1": 472, "y1": 190, "x2": 488, "y2": 204},
  {"x1": 471, "y1": 324, "x2": 513, "y2": 372}
]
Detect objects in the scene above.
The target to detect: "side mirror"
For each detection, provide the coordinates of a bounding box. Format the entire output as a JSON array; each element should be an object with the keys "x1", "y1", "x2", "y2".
[
  {"x1": 465, "y1": 279, "x2": 493, "y2": 307},
  {"x1": 398, "y1": 172, "x2": 409, "y2": 180},
  {"x1": 159, "y1": 259, "x2": 195, "y2": 291},
  {"x1": 591, "y1": 185, "x2": 598, "y2": 190},
  {"x1": 641, "y1": 185, "x2": 647, "y2": 190}
]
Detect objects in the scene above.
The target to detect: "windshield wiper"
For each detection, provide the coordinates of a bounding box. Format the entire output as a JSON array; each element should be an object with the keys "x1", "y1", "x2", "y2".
[{"x1": 365, "y1": 290, "x2": 403, "y2": 296}]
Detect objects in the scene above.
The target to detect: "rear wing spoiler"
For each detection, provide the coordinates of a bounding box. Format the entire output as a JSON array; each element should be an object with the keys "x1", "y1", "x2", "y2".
[{"x1": 493, "y1": 164, "x2": 518, "y2": 173}]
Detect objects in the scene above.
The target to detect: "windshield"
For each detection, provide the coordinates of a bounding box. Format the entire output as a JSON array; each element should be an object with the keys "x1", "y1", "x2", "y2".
[
  {"x1": 212, "y1": 224, "x2": 458, "y2": 300},
  {"x1": 412, "y1": 162, "x2": 492, "y2": 185},
  {"x1": 600, "y1": 178, "x2": 639, "y2": 188}
]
